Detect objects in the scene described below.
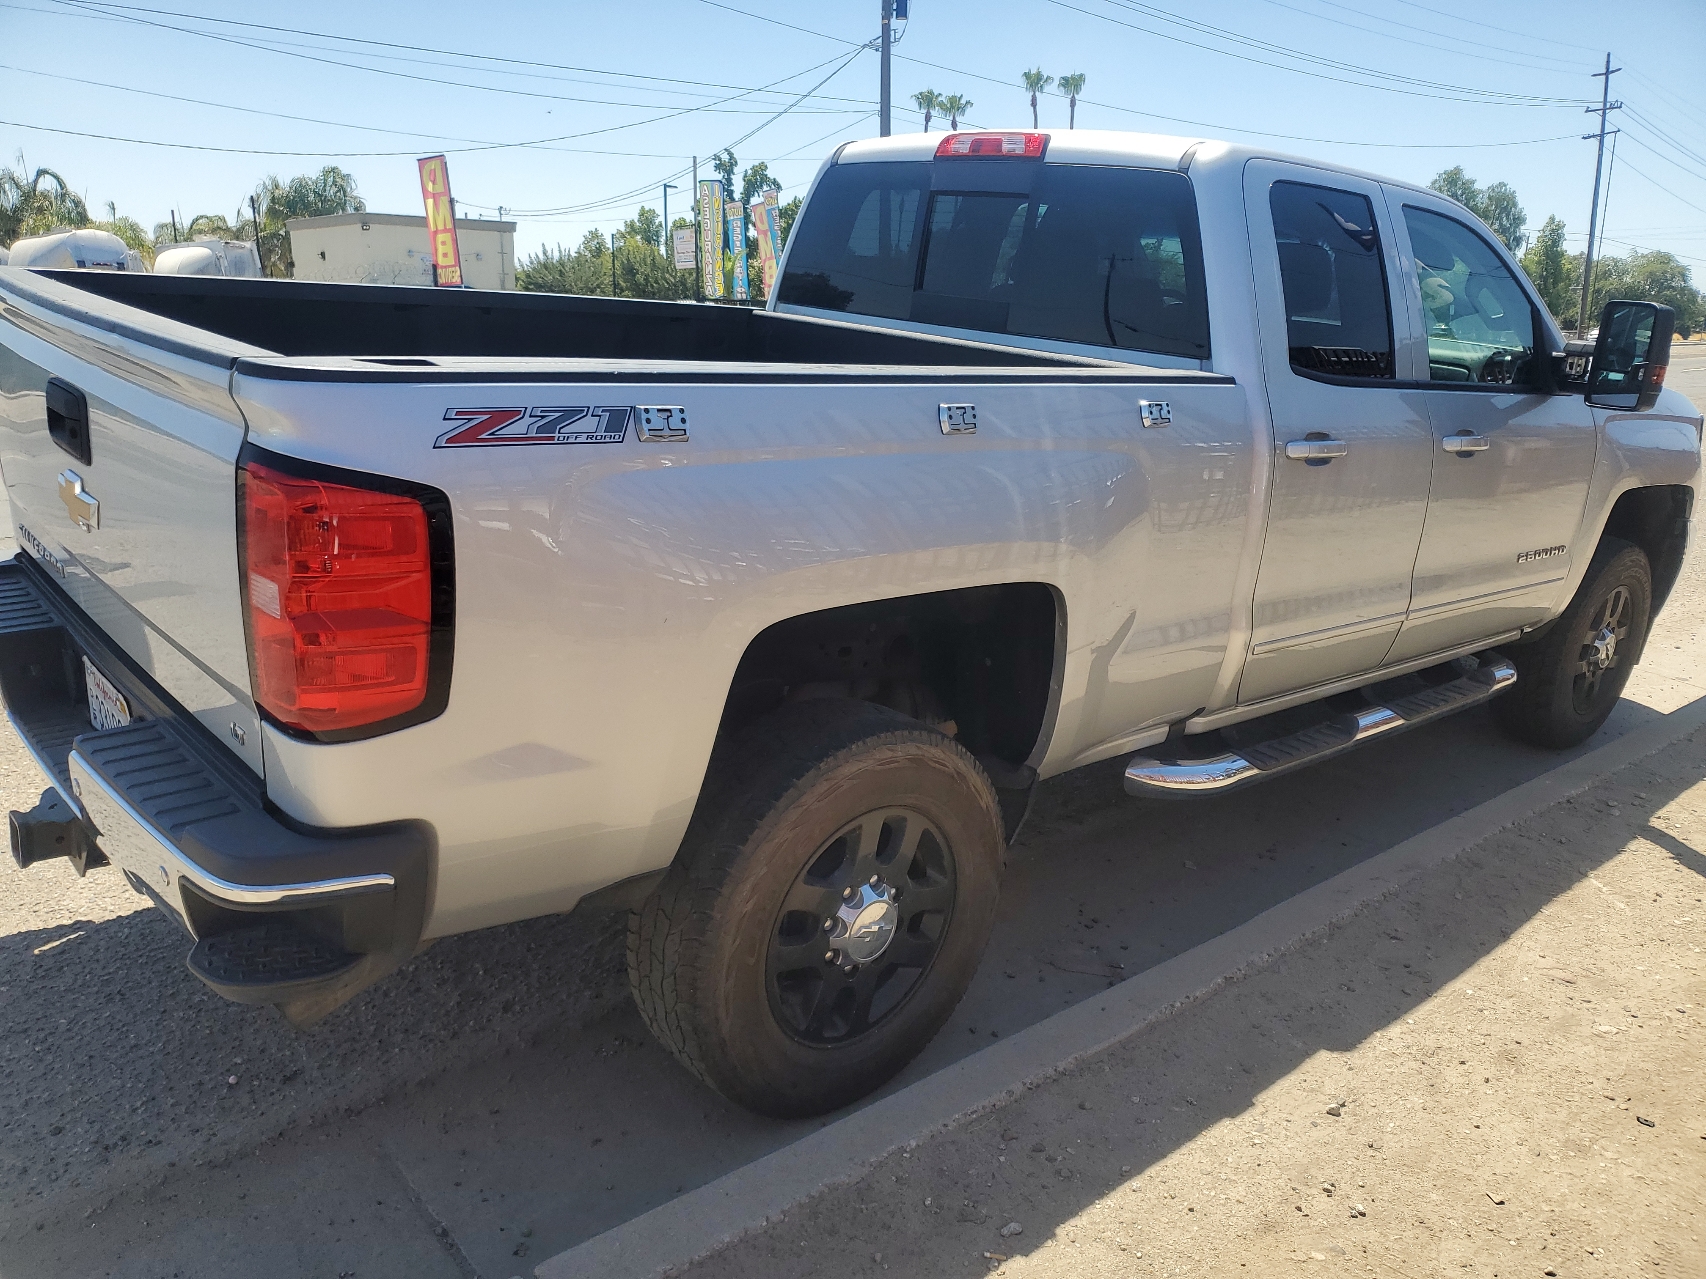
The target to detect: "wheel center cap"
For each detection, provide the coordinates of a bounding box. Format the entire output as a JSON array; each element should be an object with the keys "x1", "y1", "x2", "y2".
[
  {"x1": 835, "y1": 883, "x2": 899, "y2": 963},
  {"x1": 1590, "y1": 626, "x2": 1618, "y2": 670}
]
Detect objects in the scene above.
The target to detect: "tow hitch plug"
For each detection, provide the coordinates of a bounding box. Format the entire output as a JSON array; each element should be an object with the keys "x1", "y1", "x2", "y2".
[{"x1": 9, "y1": 787, "x2": 99, "y2": 876}]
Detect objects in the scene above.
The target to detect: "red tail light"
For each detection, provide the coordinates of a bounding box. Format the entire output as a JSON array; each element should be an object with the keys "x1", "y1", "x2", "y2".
[
  {"x1": 935, "y1": 132, "x2": 1048, "y2": 158},
  {"x1": 240, "y1": 457, "x2": 448, "y2": 736}
]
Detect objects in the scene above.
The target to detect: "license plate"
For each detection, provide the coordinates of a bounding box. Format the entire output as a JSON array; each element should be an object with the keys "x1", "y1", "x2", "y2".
[{"x1": 83, "y1": 656, "x2": 132, "y2": 732}]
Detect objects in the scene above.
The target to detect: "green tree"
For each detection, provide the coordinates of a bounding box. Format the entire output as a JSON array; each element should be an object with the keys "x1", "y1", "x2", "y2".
[
  {"x1": 247, "y1": 165, "x2": 365, "y2": 277},
  {"x1": 1427, "y1": 166, "x2": 1527, "y2": 252},
  {"x1": 1021, "y1": 69, "x2": 1053, "y2": 129},
  {"x1": 912, "y1": 88, "x2": 939, "y2": 132},
  {"x1": 711, "y1": 149, "x2": 738, "y2": 198},
  {"x1": 776, "y1": 196, "x2": 803, "y2": 253},
  {"x1": 93, "y1": 201, "x2": 153, "y2": 267},
  {"x1": 1056, "y1": 73, "x2": 1086, "y2": 129},
  {"x1": 1519, "y1": 215, "x2": 1572, "y2": 323},
  {"x1": 739, "y1": 161, "x2": 781, "y2": 210},
  {"x1": 938, "y1": 94, "x2": 972, "y2": 129},
  {"x1": 154, "y1": 211, "x2": 244, "y2": 247},
  {"x1": 517, "y1": 231, "x2": 612, "y2": 296},
  {"x1": 0, "y1": 155, "x2": 89, "y2": 246}
]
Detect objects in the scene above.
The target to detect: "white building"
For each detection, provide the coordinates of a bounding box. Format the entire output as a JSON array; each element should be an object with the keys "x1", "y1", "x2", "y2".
[{"x1": 286, "y1": 212, "x2": 516, "y2": 290}]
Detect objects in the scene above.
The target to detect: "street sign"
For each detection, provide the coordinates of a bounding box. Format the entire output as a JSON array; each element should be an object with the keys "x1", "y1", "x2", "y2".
[{"x1": 672, "y1": 226, "x2": 697, "y2": 270}]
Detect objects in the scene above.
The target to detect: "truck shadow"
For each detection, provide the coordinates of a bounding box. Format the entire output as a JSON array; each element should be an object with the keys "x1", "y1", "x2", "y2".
[
  {"x1": 0, "y1": 699, "x2": 1685, "y2": 1276},
  {"x1": 685, "y1": 727, "x2": 1702, "y2": 1279}
]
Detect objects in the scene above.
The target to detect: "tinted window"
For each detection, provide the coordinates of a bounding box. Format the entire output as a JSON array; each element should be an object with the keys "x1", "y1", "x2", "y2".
[
  {"x1": 779, "y1": 161, "x2": 1209, "y2": 359},
  {"x1": 1270, "y1": 182, "x2": 1394, "y2": 379},
  {"x1": 1403, "y1": 206, "x2": 1536, "y2": 385}
]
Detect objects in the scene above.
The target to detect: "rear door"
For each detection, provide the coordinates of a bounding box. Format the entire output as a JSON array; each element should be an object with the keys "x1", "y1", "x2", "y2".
[
  {"x1": 1381, "y1": 195, "x2": 1597, "y2": 663},
  {"x1": 1237, "y1": 160, "x2": 1433, "y2": 704},
  {"x1": 0, "y1": 271, "x2": 266, "y2": 774}
]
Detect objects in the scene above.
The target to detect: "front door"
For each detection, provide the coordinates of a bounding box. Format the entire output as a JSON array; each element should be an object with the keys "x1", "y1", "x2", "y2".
[
  {"x1": 1238, "y1": 161, "x2": 1434, "y2": 704},
  {"x1": 1383, "y1": 196, "x2": 1598, "y2": 664}
]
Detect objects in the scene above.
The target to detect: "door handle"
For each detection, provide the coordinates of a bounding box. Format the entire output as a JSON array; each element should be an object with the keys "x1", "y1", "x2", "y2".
[
  {"x1": 1284, "y1": 438, "x2": 1348, "y2": 461},
  {"x1": 1442, "y1": 433, "x2": 1490, "y2": 454}
]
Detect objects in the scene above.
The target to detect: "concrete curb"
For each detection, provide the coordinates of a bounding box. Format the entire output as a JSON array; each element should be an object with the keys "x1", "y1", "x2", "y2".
[{"x1": 535, "y1": 695, "x2": 1706, "y2": 1279}]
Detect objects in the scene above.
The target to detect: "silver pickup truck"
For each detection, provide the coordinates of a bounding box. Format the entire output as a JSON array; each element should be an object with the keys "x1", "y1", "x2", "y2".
[{"x1": 0, "y1": 130, "x2": 1698, "y2": 1118}]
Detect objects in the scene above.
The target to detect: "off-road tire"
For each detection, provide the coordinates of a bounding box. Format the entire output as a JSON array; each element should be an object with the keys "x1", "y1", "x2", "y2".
[
  {"x1": 628, "y1": 699, "x2": 1005, "y2": 1118},
  {"x1": 1492, "y1": 538, "x2": 1651, "y2": 750}
]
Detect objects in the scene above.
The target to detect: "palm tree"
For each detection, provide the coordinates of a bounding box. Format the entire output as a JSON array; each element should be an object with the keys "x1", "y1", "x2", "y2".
[
  {"x1": 1021, "y1": 68, "x2": 1053, "y2": 129},
  {"x1": 0, "y1": 155, "x2": 89, "y2": 247},
  {"x1": 912, "y1": 88, "x2": 939, "y2": 132},
  {"x1": 939, "y1": 94, "x2": 972, "y2": 130},
  {"x1": 1057, "y1": 73, "x2": 1087, "y2": 129}
]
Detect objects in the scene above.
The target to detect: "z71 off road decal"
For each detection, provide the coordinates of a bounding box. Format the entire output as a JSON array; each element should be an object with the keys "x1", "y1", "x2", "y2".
[{"x1": 436, "y1": 405, "x2": 631, "y2": 448}]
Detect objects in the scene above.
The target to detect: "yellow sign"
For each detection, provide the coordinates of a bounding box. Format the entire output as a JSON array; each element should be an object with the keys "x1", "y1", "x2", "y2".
[{"x1": 417, "y1": 155, "x2": 463, "y2": 288}]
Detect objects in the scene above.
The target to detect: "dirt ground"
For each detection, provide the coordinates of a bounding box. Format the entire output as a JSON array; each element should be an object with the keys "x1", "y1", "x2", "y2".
[{"x1": 690, "y1": 727, "x2": 1706, "y2": 1279}]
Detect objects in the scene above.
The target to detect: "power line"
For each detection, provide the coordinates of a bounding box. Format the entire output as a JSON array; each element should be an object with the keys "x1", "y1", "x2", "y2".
[
  {"x1": 461, "y1": 44, "x2": 871, "y2": 220},
  {"x1": 0, "y1": 62, "x2": 722, "y2": 157},
  {"x1": 1381, "y1": 0, "x2": 1605, "y2": 55},
  {"x1": 33, "y1": 0, "x2": 864, "y2": 119},
  {"x1": 693, "y1": 0, "x2": 1587, "y2": 151},
  {"x1": 1615, "y1": 154, "x2": 1706, "y2": 222},
  {"x1": 41, "y1": 0, "x2": 883, "y2": 110},
  {"x1": 1251, "y1": 0, "x2": 1591, "y2": 73},
  {"x1": 1052, "y1": 0, "x2": 1592, "y2": 107}
]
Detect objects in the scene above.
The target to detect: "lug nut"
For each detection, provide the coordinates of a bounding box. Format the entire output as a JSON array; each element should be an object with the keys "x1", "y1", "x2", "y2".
[
  {"x1": 842, "y1": 886, "x2": 855, "y2": 900},
  {"x1": 869, "y1": 875, "x2": 880, "y2": 886},
  {"x1": 844, "y1": 963, "x2": 858, "y2": 975},
  {"x1": 824, "y1": 950, "x2": 838, "y2": 964},
  {"x1": 822, "y1": 917, "x2": 834, "y2": 931}
]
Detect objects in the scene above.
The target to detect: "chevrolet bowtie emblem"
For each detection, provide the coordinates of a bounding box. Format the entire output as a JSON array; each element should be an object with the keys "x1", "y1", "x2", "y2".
[{"x1": 57, "y1": 469, "x2": 99, "y2": 532}]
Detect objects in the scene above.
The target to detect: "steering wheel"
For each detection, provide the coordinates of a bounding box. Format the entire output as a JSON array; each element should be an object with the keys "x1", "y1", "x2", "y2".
[{"x1": 1479, "y1": 349, "x2": 1518, "y2": 385}]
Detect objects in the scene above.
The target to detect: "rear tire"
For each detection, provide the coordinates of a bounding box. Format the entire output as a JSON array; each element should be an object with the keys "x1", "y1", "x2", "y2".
[
  {"x1": 628, "y1": 699, "x2": 1005, "y2": 1118},
  {"x1": 1492, "y1": 538, "x2": 1651, "y2": 750}
]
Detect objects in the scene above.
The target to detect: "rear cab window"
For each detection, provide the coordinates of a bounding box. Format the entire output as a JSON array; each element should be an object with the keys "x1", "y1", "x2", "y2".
[
  {"x1": 778, "y1": 159, "x2": 1210, "y2": 362},
  {"x1": 1270, "y1": 181, "x2": 1395, "y2": 380}
]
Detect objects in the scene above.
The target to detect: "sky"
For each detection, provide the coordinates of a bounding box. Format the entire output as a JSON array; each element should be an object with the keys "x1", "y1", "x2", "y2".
[{"x1": 3, "y1": 0, "x2": 1704, "y2": 272}]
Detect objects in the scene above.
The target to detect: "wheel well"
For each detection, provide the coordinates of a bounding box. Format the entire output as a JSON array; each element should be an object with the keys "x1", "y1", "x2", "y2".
[
  {"x1": 716, "y1": 583, "x2": 1060, "y2": 770},
  {"x1": 1602, "y1": 485, "x2": 1693, "y2": 614}
]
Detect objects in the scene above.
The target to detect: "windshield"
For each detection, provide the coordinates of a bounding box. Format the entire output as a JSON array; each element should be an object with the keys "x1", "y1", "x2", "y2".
[{"x1": 778, "y1": 160, "x2": 1210, "y2": 360}]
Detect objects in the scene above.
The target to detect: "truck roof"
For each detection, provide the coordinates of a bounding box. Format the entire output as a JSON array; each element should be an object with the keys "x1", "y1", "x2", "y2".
[{"x1": 830, "y1": 129, "x2": 1442, "y2": 203}]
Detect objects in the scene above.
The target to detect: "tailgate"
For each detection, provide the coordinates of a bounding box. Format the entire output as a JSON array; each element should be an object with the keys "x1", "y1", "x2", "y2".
[{"x1": 0, "y1": 268, "x2": 268, "y2": 775}]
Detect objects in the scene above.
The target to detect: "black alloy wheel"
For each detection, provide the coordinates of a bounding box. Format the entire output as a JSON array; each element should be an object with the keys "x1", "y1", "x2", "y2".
[
  {"x1": 1493, "y1": 538, "x2": 1652, "y2": 750},
  {"x1": 1571, "y1": 584, "x2": 1632, "y2": 715},
  {"x1": 767, "y1": 806, "x2": 956, "y2": 1046}
]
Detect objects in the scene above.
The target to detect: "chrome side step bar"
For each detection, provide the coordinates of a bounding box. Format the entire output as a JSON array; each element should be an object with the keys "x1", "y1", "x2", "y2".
[{"x1": 1124, "y1": 657, "x2": 1517, "y2": 796}]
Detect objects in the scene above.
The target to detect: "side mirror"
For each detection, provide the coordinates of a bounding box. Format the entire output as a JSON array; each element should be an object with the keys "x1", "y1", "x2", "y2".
[{"x1": 1587, "y1": 299, "x2": 1674, "y2": 411}]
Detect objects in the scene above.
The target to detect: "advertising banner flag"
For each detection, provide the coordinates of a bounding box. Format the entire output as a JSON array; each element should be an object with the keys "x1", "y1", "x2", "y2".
[
  {"x1": 416, "y1": 155, "x2": 463, "y2": 288},
  {"x1": 697, "y1": 180, "x2": 724, "y2": 298},
  {"x1": 753, "y1": 189, "x2": 783, "y2": 295},
  {"x1": 727, "y1": 200, "x2": 749, "y2": 301},
  {"x1": 671, "y1": 226, "x2": 697, "y2": 270}
]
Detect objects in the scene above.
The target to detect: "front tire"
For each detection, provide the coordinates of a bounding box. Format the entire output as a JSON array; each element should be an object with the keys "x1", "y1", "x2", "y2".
[
  {"x1": 629, "y1": 699, "x2": 1005, "y2": 1118},
  {"x1": 1493, "y1": 538, "x2": 1651, "y2": 749}
]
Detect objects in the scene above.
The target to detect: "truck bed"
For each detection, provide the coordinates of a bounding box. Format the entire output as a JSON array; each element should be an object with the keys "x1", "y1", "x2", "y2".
[{"x1": 31, "y1": 271, "x2": 1114, "y2": 368}]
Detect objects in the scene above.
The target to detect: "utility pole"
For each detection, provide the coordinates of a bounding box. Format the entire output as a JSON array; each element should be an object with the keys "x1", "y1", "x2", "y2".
[
  {"x1": 611, "y1": 231, "x2": 618, "y2": 297},
  {"x1": 250, "y1": 194, "x2": 264, "y2": 274},
  {"x1": 692, "y1": 156, "x2": 702, "y2": 302},
  {"x1": 1576, "y1": 53, "x2": 1622, "y2": 337},
  {"x1": 170, "y1": 210, "x2": 180, "y2": 243},
  {"x1": 879, "y1": 0, "x2": 893, "y2": 136}
]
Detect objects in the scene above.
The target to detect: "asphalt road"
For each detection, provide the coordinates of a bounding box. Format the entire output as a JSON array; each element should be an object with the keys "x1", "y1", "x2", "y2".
[{"x1": 0, "y1": 351, "x2": 1701, "y2": 1278}]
